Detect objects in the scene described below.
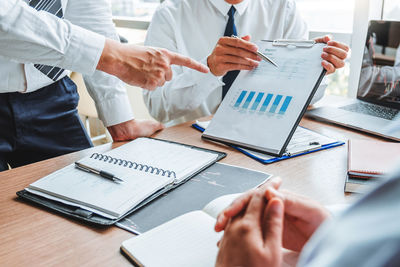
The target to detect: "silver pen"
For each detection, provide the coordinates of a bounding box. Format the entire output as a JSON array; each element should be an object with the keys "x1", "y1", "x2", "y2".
[
  {"x1": 232, "y1": 35, "x2": 279, "y2": 68},
  {"x1": 75, "y1": 162, "x2": 124, "y2": 183}
]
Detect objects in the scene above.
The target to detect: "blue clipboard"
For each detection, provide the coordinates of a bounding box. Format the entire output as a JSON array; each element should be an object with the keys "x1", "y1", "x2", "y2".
[{"x1": 192, "y1": 123, "x2": 344, "y2": 164}]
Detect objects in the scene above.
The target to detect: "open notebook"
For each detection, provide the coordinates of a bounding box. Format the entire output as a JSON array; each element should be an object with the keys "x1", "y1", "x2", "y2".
[
  {"x1": 121, "y1": 194, "x2": 240, "y2": 267},
  {"x1": 18, "y1": 138, "x2": 225, "y2": 224}
]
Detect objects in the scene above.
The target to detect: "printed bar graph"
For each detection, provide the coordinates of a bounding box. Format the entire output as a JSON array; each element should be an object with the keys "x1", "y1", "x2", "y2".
[
  {"x1": 234, "y1": 90, "x2": 248, "y2": 108},
  {"x1": 251, "y1": 93, "x2": 265, "y2": 111},
  {"x1": 278, "y1": 96, "x2": 293, "y2": 115},
  {"x1": 242, "y1": 91, "x2": 256, "y2": 109},
  {"x1": 231, "y1": 90, "x2": 293, "y2": 115},
  {"x1": 260, "y1": 94, "x2": 273, "y2": 112},
  {"x1": 269, "y1": 95, "x2": 283, "y2": 113}
]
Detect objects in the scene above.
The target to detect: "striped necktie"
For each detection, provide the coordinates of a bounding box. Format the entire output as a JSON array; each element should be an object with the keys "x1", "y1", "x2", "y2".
[
  {"x1": 222, "y1": 6, "x2": 239, "y2": 100},
  {"x1": 29, "y1": 0, "x2": 65, "y2": 81}
]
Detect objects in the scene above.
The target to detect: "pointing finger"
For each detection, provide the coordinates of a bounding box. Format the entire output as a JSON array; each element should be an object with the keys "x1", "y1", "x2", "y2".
[{"x1": 168, "y1": 51, "x2": 209, "y2": 73}]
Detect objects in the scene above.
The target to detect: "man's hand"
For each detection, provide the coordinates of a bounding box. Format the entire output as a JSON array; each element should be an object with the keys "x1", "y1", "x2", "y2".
[
  {"x1": 97, "y1": 39, "x2": 209, "y2": 90},
  {"x1": 215, "y1": 176, "x2": 282, "y2": 232},
  {"x1": 107, "y1": 119, "x2": 164, "y2": 142},
  {"x1": 265, "y1": 188, "x2": 330, "y2": 252},
  {"x1": 207, "y1": 35, "x2": 261, "y2": 77},
  {"x1": 216, "y1": 191, "x2": 284, "y2": 267},
  {"x1": 315, "y1": 35, "x2": 349, "y2": 75}
]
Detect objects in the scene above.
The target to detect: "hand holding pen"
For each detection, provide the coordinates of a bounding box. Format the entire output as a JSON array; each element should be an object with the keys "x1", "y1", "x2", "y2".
[{"x1": 207, "y1": 35, "x2": 265, "y2": 77}]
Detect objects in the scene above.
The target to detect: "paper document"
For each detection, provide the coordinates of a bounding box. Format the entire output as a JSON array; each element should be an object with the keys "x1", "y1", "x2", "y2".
[{"x1": 203, "y1": 40, "x2": 325, "y2": 156}]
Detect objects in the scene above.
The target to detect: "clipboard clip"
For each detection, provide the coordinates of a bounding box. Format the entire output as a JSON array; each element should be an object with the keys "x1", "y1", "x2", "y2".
[{"x1": 272, "y1": 39, "x2": 316, "y2": 48}]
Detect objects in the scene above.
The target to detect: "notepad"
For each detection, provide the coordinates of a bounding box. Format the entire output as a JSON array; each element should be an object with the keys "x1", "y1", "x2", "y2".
[
  {"x1": 121, "y1": 194, "x2": 240, "y2": 267},
  {"x1": 22, "y1": 138, "x2": 225, "y2": 221}
]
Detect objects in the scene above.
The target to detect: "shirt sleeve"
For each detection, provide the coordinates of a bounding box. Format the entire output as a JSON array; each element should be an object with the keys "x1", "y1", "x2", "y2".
[
  {"x1": 64, "y1": 0, "x2": 134, "y2": 127},
  {"x1": 283, "y1": 0, "x2": 327, "y2": 105},
  {"x1": 143, "y1": 6, "x2": 223, "y2": 123},
  {"x1": 0, "y1": 0, "x2": 104, "y2": 76}
]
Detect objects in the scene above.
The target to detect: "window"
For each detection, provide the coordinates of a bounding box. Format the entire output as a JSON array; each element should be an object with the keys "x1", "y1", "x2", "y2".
[
  {"x1": 383, "y1": 0, "x2": 400, "y2": 20},
  {"x1": 111, "y1": 0, "x2": 160, "y2": 20},
  {"x1": 295, "y1": 0, "x2": 355, "y2": 96},
  {"x1": 295, "y1": 0, "x2": 355, "y2": 33}
]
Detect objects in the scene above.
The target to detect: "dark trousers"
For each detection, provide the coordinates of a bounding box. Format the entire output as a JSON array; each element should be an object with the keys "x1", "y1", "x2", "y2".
[{"x1": 0, "y1": 77, "x2": 93, "y2": 172}]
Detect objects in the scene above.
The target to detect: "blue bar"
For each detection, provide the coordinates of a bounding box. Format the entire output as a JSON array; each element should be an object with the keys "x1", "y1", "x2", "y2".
[
  {"x1": 234, "y1": 90, "x2": 248, "y2": 108},
  {"x1": 251, "y1": 93, "x2": 265, "y2": 111},
  {"x1": 242, "y1": 91, "x2": 256, "y2": 109},
  {"x1": 278, "y1": 96, "x2": 293, "y2": 115},
  {"x1": 269, "y1": 95, "x2": 283, "y2": 113},
  {"x1": 260, "y1": 94, "x2": 273, "y2": 112}
]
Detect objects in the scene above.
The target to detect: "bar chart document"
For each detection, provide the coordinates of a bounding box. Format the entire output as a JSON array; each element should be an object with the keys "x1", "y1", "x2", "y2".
[{"x1": 203, "y1": 40, "x2": 326, "y2": 156}]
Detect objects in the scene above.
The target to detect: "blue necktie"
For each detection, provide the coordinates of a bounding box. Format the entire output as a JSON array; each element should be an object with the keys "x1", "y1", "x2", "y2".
[
  {"x1": 29, "y1": 0, "x2": 65, "y2": 81},
  {"x1": 222, "y1": 6, "x2": 239, "y2": 100}
]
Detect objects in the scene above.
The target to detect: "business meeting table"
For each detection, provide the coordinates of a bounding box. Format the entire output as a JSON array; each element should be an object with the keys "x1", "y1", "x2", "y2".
[{"x1": 0, "y1": 100, "x2": 386, "y2": 266}]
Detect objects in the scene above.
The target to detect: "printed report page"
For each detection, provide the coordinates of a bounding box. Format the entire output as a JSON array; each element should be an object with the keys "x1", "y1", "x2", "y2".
[{"x1": 204, "y1": 41, "x2": 325, "y2": 155}]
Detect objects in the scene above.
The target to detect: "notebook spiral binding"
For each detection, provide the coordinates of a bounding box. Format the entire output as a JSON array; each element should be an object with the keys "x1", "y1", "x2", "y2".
[{"x1": 90, "y1": 153, "x2": 177, "y2": 179}]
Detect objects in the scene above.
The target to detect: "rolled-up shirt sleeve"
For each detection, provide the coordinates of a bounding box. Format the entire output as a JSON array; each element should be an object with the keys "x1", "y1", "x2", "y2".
[
  {"x1": 0, "y1": 0, "x2": 104, "y2": 76},
  {"x1": 64, "y1": 0, "x2": 134, "y2": 127}
]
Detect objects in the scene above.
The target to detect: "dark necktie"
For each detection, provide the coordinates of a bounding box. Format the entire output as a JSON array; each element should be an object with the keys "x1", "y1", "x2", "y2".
[
  {"x1": 222, "y1": 6, "x2": 239, "y2": 100},
  {"x1": 29, "y1": 0, "x2": 65, "y2": 81}
]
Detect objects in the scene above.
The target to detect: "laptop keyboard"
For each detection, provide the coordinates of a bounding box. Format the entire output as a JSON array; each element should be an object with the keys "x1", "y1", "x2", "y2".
[{"x1": 340, "y1": 102, "x2": 399, "y2": 120}]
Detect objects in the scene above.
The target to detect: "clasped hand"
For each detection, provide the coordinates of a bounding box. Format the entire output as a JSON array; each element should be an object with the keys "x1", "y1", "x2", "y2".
[{"x1": 215, "y1": 177, "x2": 331, "y2": 267}]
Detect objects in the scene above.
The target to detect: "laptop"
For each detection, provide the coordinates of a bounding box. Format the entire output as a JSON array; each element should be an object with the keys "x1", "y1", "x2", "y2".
[{"x1": 307, "y1": 20, "x2": 400, "y2": 141}]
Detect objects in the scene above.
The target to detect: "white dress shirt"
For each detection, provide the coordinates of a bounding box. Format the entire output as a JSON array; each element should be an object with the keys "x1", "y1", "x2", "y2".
[
  {"x1": 0, "y1": 0, "x2": 133, "y2": 127},
  {"x1": 144, "y1": 0, "x2": 326, "y2": 126}
]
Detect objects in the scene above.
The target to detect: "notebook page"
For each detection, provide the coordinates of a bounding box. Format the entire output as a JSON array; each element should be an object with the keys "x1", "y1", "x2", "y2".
[
  {"x1": 104, "y1": 138, "x2": 218, "y2": 183},
  {"x1": 121, "y1": 211, "x2": 222, "y2": 267},
  {"x1": 29, "y1": 161, "x2": 172, "y2": 218}
]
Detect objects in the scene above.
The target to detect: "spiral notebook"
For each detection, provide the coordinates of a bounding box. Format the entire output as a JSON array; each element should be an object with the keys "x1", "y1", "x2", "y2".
[{"x1": 17, "y1": 138, "x2": 225, "y2": 225}]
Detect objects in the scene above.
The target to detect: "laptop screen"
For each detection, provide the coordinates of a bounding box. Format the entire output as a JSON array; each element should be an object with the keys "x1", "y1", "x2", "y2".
[{"x1": 357, "y1": 20, "x2": 400, "y2": 109}]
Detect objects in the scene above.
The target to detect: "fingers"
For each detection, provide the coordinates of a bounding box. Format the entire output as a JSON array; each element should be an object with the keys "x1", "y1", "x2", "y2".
[
  {"x1": 165, "y1": 68, "x2": 173, "y2": 82},
  {"x1": 241, "y1": 35, "x2": 251, "y2": 42},
  {"x1": 327, "y1": 40, "x2": 350, "y2": 52},
  {"x1": 323, "y1": 46, "x2": 347, "y2": 60},
  {"x1": 168, "y1": 51, "x2": 209, "y2": 73},
  {"x1": 265, "y1": 188, "x2": 328, "y2": 220},
  {"x1": 322, "y1": 60, "x2": 335, "y2": 74},
  {"x1": 258, "y1": 176, "x2": 282, "y2": 191},
  {"x1": 262, "y1": 198, "x2": 284, "y2": 249},
  {"x1": 219, "y1": 36, "x2": 258, "y2": 53},
  {"x1": 222, "y1": 55, "x2": 259, "y2": 67},
  {"x1": 243, "y1": 191, "x2": 266, "y2": 223},
  {"x1": 215, "y1": 189, "x2": 255, "y2": 232},
  {"x1": 220, "y1": 63, "x2": 257, "y2": 72},
  {"x1": 314, "y1": 35, "x2": 332, "y2": 44},
  {"x1": 215, "y1": 177, "x2": 282, "y2": 232}
]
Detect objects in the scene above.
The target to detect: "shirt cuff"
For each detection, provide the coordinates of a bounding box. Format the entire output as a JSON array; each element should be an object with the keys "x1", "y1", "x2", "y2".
[
  {"x1": 94, "y1": 94, "x2": 134, "y2": 127},
  {"x1": 62, "y1": 23, "x2": 105, "y2": 76}
]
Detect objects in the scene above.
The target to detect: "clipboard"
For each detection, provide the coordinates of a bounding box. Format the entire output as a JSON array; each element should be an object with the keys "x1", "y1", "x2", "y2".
[
  {"x1": 202, "y1": 39, "x2": 327, "y2": 157},
  {"x1": 193, "y1": 122, "x2": 344, "y2": 164}
]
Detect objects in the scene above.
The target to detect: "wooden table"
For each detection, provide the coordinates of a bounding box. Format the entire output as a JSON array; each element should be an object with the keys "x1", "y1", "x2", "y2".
[{"x1": 0, "y1": 114, "x2": 383, "y2": 266}]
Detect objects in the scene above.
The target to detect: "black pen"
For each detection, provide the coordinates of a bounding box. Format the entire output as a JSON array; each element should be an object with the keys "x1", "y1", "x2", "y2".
[{"x1": 75, "y1": 162, "x2": 124, "y2": 183}]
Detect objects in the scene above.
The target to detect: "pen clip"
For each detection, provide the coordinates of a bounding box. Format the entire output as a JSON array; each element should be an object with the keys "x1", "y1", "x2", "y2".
[
  {"x1": 272, "y1": 39, "x2": 316, "y2": 48},
  {"x1": 75, "y1": 162, "x2": 91, "y2": 173}
]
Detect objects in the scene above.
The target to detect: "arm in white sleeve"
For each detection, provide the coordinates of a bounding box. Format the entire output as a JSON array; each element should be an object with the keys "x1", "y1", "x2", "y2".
[
  {"x1": 283, "y1": 0, "x2": 327, "y2": 104},
  {"x1": 64, "y1": 0, "x2": 134, "y2": 127},
  {"x1": 143, "y1": 7, "x2": 223, "y2": 123},
  {"x1": 0, "y1": 0, "x2": 104, "y2": 76}
]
